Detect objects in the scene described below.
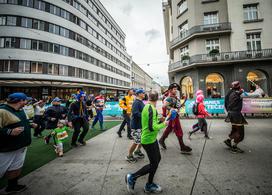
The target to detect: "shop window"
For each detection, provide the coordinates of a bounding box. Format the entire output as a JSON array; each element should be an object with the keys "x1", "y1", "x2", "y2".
[{"x1": 206, "y1": 73, "x2": 224, "y2": 98}]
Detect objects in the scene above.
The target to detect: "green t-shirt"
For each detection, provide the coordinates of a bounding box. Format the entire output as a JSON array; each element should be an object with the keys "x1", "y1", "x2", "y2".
[
  {"x1": 52, "y1": 126, "x2": 69, "y2": 144},
  {"x1": 141, "y1": 103, "x2": 166, "y2": 145}
]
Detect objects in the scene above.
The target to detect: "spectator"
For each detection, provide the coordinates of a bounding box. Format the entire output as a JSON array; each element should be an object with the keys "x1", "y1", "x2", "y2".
[{"x1": 33, "y1": 100, "x2": 46, "y2": 138}]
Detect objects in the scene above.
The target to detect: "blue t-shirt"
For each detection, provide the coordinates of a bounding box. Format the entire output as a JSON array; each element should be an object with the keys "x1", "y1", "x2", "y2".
[{"x1": 131, "y1": 99, "x2": 145, "y2": 129}]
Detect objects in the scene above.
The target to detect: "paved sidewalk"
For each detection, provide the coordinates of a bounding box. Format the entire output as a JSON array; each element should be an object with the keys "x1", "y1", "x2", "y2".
[{"x1": 18, "y1": 119, "x2": 272, "y2": 195}]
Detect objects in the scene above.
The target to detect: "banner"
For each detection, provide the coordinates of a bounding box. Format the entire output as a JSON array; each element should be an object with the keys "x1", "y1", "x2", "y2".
[
  {"x1": 241, "y1": 98, "x2": 272, "y2": 114},
  {"x1": 103, "y1": 102, "x2": 123, "y2": 117},
  {"x1": 185, "y1": 99, "x2": 225, "y2": 115}
]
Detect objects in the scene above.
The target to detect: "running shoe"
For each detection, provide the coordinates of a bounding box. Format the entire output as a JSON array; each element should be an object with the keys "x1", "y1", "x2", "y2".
[
  {"x1": 181, "y1": 146, "x2": 192, "y2": 154},
  {"x1": 117, "y1": 132, "x2": 122, "y2": 138},
  {"x1": 159, "y1": 139, "x2": 167, "y2": 150},
  {"x1": 133, "y1": 150, "x2": 145, "y2": 159},
  {"x1": 231, "y1": 146, "x2": 244, "y2": 154},
  {"x1": 126, "y1": 156, "x2": 137, "y2": 163},
  {"x1": 144, "y1": 183, "x2": 162, "y2": 193},
  {"x1": 224, "y1": 139, "x2": 232, "y2": 148},
  {"x1": 5, "y1": 184, "x2": 27, "y2": 194},
  {"x1": 78, "y1": 140, "x2": 86, "y2": 146},
  {"x1": 125, "y1": 174, "x2": 135, "y2": 194}
]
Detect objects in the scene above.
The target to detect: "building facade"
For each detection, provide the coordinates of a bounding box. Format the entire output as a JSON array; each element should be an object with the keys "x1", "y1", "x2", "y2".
[
  {"x1": 151, "y1": 81, "x2": 162, "y2": 97},
  {"x1": 163, "y1": 0, "x2": 272, "y2": 98},
  {"x1": 0, "y1": 0, "x2": 131, "y2": 99},
  {"x1": 131, "y1": 61, "x2": 153, "y2": 91}
]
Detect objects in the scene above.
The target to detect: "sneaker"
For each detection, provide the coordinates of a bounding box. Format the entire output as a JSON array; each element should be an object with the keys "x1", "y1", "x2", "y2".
[
  {"x1": 159, "y1": 139, "x2": 167, "y2": 150},
  {"x1": 144, "y1": 183, "x2": 162, "y2": 193},
  {"x1": 133, "y1": 150, "x2": 145, "y2": 159},
  {"x1": 204, "y1": 136, "x2": 212, "y2": 139},
  {"x1": 71, "y1": 143, "x2": 78, "y2": 147},
  {"x1": 78, "y1": 140, "x2": 86, "y2": 146},
  {"x1": 126, "y1": 156, "x2": 137, "y2": 163},
  {"x1": 5, "y1": 184, "x2": 27, "y2": 194},
  {"x1": 125, "y1": 174, "x2": 135, "y2": 194},
  {"x1": 224, "y1": 139, "x2": 232, "y2": 148},
  {"x1": 231, "y1": 146, "x2": 244, "y2": 154},
  {"x1": 181, "y1": 146, "x2": 192, "y2": 154},
  {"x1": 117, "y1": 132, "x2": 122, "y2": 138},
  {"x1": 44, "y1": 136, "x2": 50, "y2": 144}
]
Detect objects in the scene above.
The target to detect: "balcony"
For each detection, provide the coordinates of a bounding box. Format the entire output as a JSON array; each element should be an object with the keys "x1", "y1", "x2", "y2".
[
  {"x1": 168, "y1": 48, "x2": 272, "y2": 72},
  {"x1": 170, "y1": 22, "x2": 231, "y2": 49}
]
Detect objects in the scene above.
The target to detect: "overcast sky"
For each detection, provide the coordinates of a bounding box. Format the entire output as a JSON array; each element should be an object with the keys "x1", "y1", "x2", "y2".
[{"x1": 100, "y1": 0, "x2": 169, "y2": 86}]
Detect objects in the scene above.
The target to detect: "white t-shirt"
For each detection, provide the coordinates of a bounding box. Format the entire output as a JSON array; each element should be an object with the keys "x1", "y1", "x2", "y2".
[{"x1": 34, "y1": 105, "x2": 45, "y2": 116}]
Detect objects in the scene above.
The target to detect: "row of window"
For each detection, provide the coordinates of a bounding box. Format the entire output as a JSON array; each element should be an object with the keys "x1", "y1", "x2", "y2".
[
  {"x1": 0, "y1": 37, "x2": 131, "y2": 79},
  {"x1": 0, "y1": 15, "x2": 130, "y2": 70},
  {"x1": 180, "y1": 33, "x2": 262, "y2": 59},
  {"x1": 0, "y1": 60, "x2": 130, "y2": 87},
  {"x1": 63, "y1": 0, "x2": 125, "y2": 45},
  {"x1": 178, "y1": 1, "x2": 261, "y2": 29},
  {"x1": 0, "y1": 0, "x2": 130, "y2": 63}
]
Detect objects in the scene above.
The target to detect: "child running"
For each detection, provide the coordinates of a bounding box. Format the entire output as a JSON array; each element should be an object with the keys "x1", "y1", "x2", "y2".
[
  {"x1": 126, "y1": 89, "x2": 145, "y2": 163},
  {"x1": 126, "y1": 91, "x2": 168, "y2": 194},
  {"x1": 189, "y1": 95, "x2": 211, "y2": 139},
  {"x1": 51, "y1": 120, "x2": 69, "y2": 157}
]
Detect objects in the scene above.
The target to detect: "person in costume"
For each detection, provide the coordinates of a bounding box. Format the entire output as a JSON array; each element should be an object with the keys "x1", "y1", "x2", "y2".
[
  {"x1": 224, "y1": 81, "x2": 248, "y2": 153},
  {"x1": 68, "y1": 92, "x2": 89, "y2": 147},
  {"x1": 91, "y1": 91, "x2": 106, "y2": 130},
  {"x1": 51, "y1": 120, "x2": 69, "y2": 157},
  {"x1": 159, "y1": 83, "x2": 192, "y2": 154}
]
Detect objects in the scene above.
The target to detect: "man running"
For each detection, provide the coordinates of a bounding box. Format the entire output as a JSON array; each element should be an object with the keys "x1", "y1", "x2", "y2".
[
  {"x1": 126, "y1": 89, "x2": 145, "y2": 163},
  {"x1": 117, "y1": 89, "x2": 134, "y2": 139},
  {"x1": 91, "y1": 91, "x2": 106, "y2": 130},
  {"x1": 68, "y1": 92, "x2": 89, "y2": 147},
  {"x1": 224, "y1": 81, "x2": 248, "y2": 153},
  {"x1": 126, "y1": 91, "x2": 168, "y2": 194},
  {"x1": 159, "y1": 83, "x2": 192, "y2": 154},
  {"x1": 0, "y1": 93, "x2": 36, "y2": 193}
]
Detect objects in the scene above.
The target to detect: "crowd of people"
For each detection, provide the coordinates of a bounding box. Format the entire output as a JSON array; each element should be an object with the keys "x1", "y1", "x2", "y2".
[{"x1": 0, "y1": 81, "x2": 249, "y2": 194}]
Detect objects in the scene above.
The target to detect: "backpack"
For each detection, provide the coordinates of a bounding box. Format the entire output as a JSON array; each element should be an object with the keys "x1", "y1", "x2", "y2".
[{"x1": 192, "y1": 102, "x2": 199, "y2": 115}]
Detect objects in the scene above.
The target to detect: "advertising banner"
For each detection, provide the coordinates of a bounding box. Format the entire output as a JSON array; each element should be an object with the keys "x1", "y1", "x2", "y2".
[
  {"x1": 185, "y1": 99, "x2": 225, "y2": 115},
  {"x1": 241, "y1": 98, "x2": 272, "y2": 114},
  {"x1": 103, "y1": 102, "x2": 123, "y2": 117}
]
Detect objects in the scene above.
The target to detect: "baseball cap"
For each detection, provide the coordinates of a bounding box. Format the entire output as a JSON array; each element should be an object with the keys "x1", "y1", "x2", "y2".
[
  {"x1": 52, "y1": 97, "x2": 62, "y2": 102},
  {"x1": 7, "y1": 93, "x2": 31, "y2": 103},
  {"x1": 135, "y1": 89, "x2": 145, "y2": 95}
]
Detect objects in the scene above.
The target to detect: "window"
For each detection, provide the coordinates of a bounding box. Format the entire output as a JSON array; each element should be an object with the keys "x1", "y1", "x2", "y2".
[
  {"x1": 60, "y1": 27, "x2": 69, "y2": 38},
  {"x1": 20, "y1": 39, "x2": 31, "y2": 49},
  {"x1": 206, "y1": 38, "x2": 220, "y2": 52},
  {"x1": 0, "y1": 16, "x2": 6, "y2": 25},
  {"x1": 79, "y1": 20, "x2": 86, "y2": 29},
  {"x1": 21, "y1": 17, "x2": 32, "y2": 28},
  {"x1": 34, "y1": 0, "x2": 45, "y2": 10},
  {"x1": 244, "y1": 4, "x2": 258, "y2": 21},
  {"x1": 50, "y1": 5, "x2": 60, "y2": 16},
  {"x1": 5, "y1": 37, "x2": 17, "y2": 48},
  {"x1": 246, "y1": 33, "x2": 261, "y2": 51},
  {"x1": 68, "y1": 66, "x2": 75, "y2": 77},
  {"x1": 59, "y1": 65, "x2": 68, "y2": 76},
  {"x1": 32, "y1": 40, "x2": 38, "y2": 50},
  {"x1": 178, "y1": 21, "x2": 188, "y2": 38},
  {"x1": 204, "y1": 12, "x2": 218, "y2": 25},
  {"x1": 33, "y1": 19, "x2": 44, "y2": 30},
  {"x1": 3, "y1": 60, "x2": 18, "y2": 72},
  {"x1": 49, "y1": 24, "x2": 59, "y2": 34},
  {"x1": 180, "y1": 45, "x2": 189, "y2": 58},
  {"x1": 6, "y1": 16, "x2": 17, "y2": 26},
  {"x1": 22, "y1": 0, "x2": 33, "y2": 7},
  {"x1": 7, "y1": 0, "x2": 17, "y2": 4},
  {"x1": 0, "y1": 38, "x2": 4, "y2": 48},
  {"x1": 18, "y1": 61, "x2": 30, "y2": 73},
  {"x1": 60, "y1": 46, "x2": 68, "y2": 56},
  {"x1": 53, "y1": 44, "x2": 60, "y2": 54},
  {"x1": 178, "y1": 0, "x2": 187, "y2": 15},
  {"x1": 48, "y1": 64, "x2": 58, "y2": 75},
  {"x1": 31, "y1": 62, "x2": 42, "y2": 73},
  {"x1": 0, "y1": 0, "x2": 7, "y2": 3},
  {"x1": 38, "y1": 41, "x2": 47, "y2": 51}
]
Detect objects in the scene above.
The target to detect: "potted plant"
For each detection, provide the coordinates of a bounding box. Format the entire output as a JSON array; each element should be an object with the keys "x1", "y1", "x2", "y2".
[
  {"x1": 181, "y1": 55, "x2": 190, "y2": 65},
  {"x1": 209, "y1": 49, "x2": 219, "y2": 61}
]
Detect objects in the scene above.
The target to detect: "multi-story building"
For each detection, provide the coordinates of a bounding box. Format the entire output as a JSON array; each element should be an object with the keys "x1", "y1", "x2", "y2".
[
  {"x1": 151, "y1": 81, "x2": 162, "y2": 97},
  {"x1": 0, "y1": 0, "x2": 131, "y2": 99},
  {"x1": 163, "y1": 0, "x2": 272, "y2": 98},
  {"x1": 131, "y1": 61, "x2": 153, "y2": 91}
]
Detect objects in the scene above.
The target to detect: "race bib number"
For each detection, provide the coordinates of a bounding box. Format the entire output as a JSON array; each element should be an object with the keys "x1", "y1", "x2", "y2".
[{"x1": 57, "y1": 131, "x2": 68, "y2": 140}]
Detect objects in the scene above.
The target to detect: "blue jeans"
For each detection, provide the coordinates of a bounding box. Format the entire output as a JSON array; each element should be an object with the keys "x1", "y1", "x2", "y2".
[{"x1": 92, "y1": 109, "x2": 103, "y2": 129}]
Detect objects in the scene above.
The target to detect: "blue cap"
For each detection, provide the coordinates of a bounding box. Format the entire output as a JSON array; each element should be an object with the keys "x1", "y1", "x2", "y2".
[
  {"x1": 135, "y1": 89, "x2": 145, "y2": 95},
  {"x1": 52, "y1": 97, "x2": 62, "y2": 102},
  {"x1": 7, "y1": 93, "x2": 31, "y2": 103},
  {"x1": 77, "y1": 92, "x2": 86, "y2": 100}
]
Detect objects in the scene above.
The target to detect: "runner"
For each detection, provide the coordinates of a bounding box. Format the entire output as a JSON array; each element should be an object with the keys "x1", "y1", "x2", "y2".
[
  {"x1": 159, "y1": 83, "x2": 192, "y2": 154},
  {"x1": 126, "y1": 89, "x2": 145, "y2": 163},
  {"x1": 117, "y1": 89, "x2": 134, "y2": 139},
  {"x1": 51, "y1": 120, "x2": 69, "y2": 157},
  {"x1": 0, "y1": 93, "x2": 36, "y2": 194},
  {"x1": 224, "y1": 81, "x2": 248, "y2": 153},
  {"x1": 126, "y1": 91, "x2": 168, "y2": 194},
  {"x1": 188, "y1": 95, "x2": 211, "y2": 139},
  {"x1": 91, "y1": 91, "x2": 106, "y2": 130},
  {"x1": 68, "y1": 92, "x2": 89, "y2": 147}
]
